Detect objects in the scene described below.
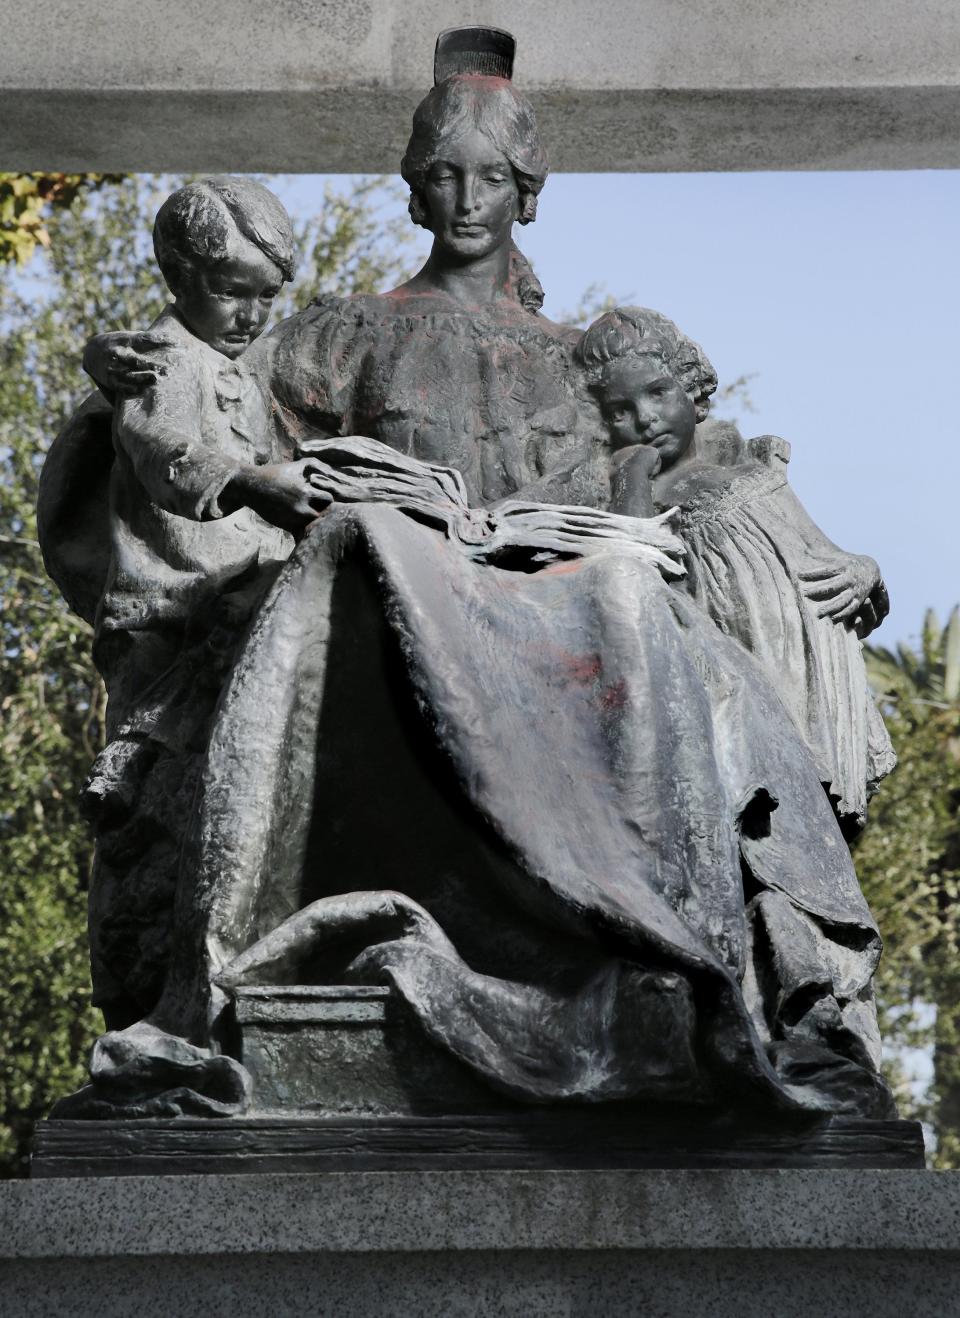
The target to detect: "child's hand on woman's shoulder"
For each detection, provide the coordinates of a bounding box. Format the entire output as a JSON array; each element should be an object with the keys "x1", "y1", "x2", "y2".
[{"x1": 83, "y1": 331, "x2": 181, "y2": 397}]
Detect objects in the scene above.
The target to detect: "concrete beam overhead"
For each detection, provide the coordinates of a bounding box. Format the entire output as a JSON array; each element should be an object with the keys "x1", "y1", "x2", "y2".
[{"x1": 2, "y1": 1, "x2": 960, "y2": 171}]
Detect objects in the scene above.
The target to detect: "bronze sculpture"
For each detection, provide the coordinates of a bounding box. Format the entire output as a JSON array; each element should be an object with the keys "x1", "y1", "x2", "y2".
[{"x1": 35, "y1": 27, "x2": 910, "y2": 1164}]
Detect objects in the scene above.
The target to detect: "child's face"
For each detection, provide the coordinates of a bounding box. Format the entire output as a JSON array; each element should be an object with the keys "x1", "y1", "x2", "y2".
[
  {"x1": 598, "y1": 354, "x2": 697, "y2": 471},
  {"x1": 175, "y1": 232, "x2": 284, "y2": 359}
]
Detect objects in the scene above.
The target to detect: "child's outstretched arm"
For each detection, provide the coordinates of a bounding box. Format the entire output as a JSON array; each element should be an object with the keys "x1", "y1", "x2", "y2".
[{"x1": 115, "y1": 357, "x2": 329, "y2": 535}]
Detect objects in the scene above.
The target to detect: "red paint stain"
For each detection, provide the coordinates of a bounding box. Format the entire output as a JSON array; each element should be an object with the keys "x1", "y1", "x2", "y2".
[
  {"x1": 539, "y1": 559, "x2": 585, "y2": 578},
  {"x1": 562, "y1": 653, "x2": 602, "y2": 684},
  {"x1": 598, "y1": 678, "x2": 628, "y2": 712}
]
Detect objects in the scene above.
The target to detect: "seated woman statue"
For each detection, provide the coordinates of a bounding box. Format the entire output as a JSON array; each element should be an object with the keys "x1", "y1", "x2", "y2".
[{"x1": 44, "y1": 32, "x2": 896, "y2": 1124}]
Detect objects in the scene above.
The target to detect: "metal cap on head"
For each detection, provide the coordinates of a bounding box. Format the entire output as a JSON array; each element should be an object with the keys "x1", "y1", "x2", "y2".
[{"x1": 433, "y1": 26, "x2": 516, "y2": 84}]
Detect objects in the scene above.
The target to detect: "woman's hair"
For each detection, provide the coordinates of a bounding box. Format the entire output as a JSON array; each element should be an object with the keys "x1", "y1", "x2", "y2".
[
  {"x1": 578, "y1": 306, "x2": 718, "y2": 421},
  {"x1": 401, "y1": 74, "x2": 548, "y2": 230},
  {"x1": 153, "y1": 176, "x2": 296, "y2": 292},
  {"x1": 508, "y1": 241, "x2": 544, "y2": 312}
]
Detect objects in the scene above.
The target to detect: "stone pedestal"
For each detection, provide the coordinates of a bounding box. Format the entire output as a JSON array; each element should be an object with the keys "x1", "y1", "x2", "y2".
[{"x1": 2, "y1": 1169, "x2": 957, "y2": 1317}]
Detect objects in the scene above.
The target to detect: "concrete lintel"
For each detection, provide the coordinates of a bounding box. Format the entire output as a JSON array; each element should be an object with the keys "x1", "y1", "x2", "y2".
[
  {"x1": 5, "y1": 87, "x2": 960, "y2": 174},
  {"x1": 3, "y1": 1, "x2": 960, "y2": 172}
]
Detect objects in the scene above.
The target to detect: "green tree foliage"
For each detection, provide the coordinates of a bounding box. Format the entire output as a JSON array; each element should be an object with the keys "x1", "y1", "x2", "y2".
[
  {"x1": 0, "y1": 174, "x2": 416, "y2": 1176},
  {"x1": 858, "y1": 608, "x2": 960, "y2": 1164},
  {"x1": 286, "y1": 176, "x2": 415, "y2": 311},
  {"x1": 0, "y1": 179, "x2": 162, "y2": 1177},
  {"x1": 0, "y1": 175, "x2": 124, "y2": 266}
]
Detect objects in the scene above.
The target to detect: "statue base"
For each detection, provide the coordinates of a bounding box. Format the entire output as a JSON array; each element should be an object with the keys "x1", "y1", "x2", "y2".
[
  {"x1": 34, "y1": 984, "x2": 924, "y2": 1174},
  {"x1": 32, "y1": 1111, "x2": 923, "y2": 1177}
]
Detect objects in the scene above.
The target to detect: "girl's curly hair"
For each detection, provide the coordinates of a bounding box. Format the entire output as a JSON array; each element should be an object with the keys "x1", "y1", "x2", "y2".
[{"x1": 578, "y1": 306, "x2": 718, "y2": 422}]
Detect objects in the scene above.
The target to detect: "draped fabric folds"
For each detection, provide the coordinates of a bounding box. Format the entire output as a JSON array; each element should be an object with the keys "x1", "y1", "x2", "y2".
[
  {"x1": 670, "y1": 434, "x2": 895, "y2": 827},
  {"x1": 152, "y1": 503, "x2": 891, "y2": 1117}
]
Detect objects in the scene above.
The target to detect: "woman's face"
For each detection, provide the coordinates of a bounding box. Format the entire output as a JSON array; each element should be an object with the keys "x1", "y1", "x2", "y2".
[{"x1": 422, "y1": 125, "x2": 520, "y2": 261}]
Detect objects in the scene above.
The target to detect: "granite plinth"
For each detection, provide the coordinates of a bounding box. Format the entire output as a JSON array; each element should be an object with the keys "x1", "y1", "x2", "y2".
[{"x1": 2, "y1": 1169, "x2": 957, "y2": 1317}]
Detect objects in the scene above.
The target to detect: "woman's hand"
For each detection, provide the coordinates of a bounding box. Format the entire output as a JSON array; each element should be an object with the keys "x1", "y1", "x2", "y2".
[
  {"x1": 299, "y1": 435, "x2": 469, "y2": 512},
  {"x1": 798, "y1": 553, "x2": 884, "y2": 631},
  {"x1": 478, "y1": 501, "x2": 685, "y2": 578},
  {"x1": 83, "y1": 331, "x2": 180, "y2": 396},
  {"x1": 853, "y1": 580, "x2": 890, "y2": 639},
  {"x1": 225, "y1": 460, "x2": 333, "y2": 535}
]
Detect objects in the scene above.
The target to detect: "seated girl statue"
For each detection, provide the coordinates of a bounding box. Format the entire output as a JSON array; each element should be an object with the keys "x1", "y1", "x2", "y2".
[{"x1": 579, "y1": 307, "x2": 896, "y2": 834}]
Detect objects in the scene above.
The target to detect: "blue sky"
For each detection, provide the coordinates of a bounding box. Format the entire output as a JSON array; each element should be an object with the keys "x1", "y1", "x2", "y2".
[{"x1": 273, "y1": 170, "x2": 960, "y2": 648}]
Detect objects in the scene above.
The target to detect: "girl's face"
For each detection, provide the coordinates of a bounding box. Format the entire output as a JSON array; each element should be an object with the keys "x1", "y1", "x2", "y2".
[
  {"x1": 421, "y1": 125, "x2": 520, "y2": 262},
  {"x1": 598, "y1": 354, "x2": 698, "y2": 470}
]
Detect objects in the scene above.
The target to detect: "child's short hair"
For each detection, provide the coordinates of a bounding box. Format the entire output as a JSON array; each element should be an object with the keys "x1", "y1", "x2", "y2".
[
  {"x1": 579, "y1": 306, "x2": 718, "y2": 422},
  {"x1": 153, "y1": 177, "x2": 296, "y2": 292}
]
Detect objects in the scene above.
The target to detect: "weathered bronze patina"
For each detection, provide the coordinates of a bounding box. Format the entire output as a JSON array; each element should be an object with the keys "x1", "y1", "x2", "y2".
[{"x1": 35, "y1": 28, "x2": 913, "y2": 1167}]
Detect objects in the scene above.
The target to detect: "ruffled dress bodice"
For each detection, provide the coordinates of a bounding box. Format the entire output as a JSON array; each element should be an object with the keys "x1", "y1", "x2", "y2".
[{"x1": 257, "y1": 290, "x2": 591, "y2": 505}]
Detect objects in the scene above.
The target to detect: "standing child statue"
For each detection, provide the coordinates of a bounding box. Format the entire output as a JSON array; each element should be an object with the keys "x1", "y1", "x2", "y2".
[
  {"x1": 579, "y1": 306, "x2": 895, "y2": 832},
  {"x1": 43, "y1": 177, "x2": 331, "y2": 1034}
]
